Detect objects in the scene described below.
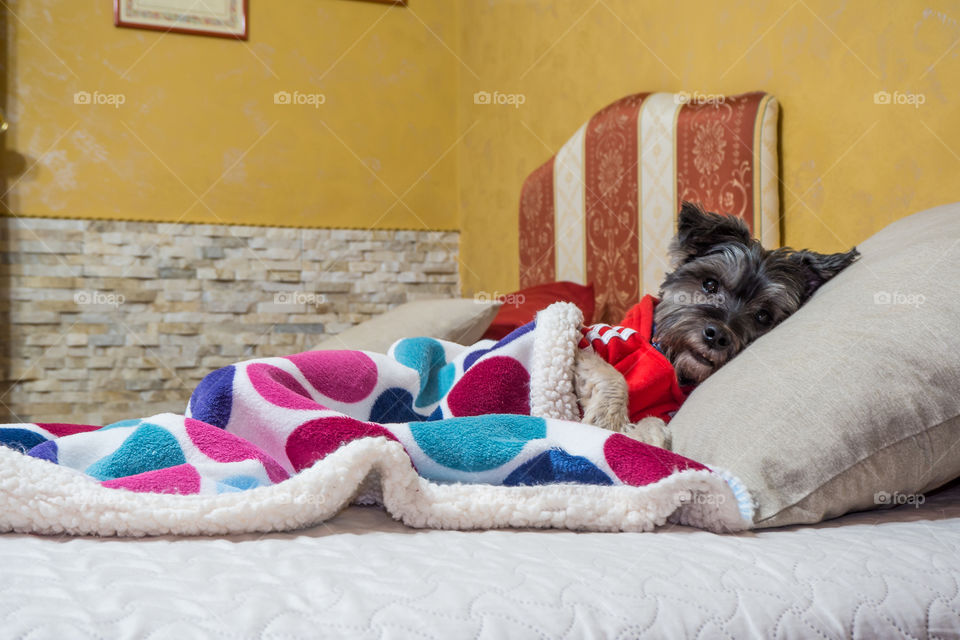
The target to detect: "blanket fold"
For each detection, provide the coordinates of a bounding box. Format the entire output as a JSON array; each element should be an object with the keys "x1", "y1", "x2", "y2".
[{"x1": 0, "y1": 303, "x2": 754, "y2": 536}]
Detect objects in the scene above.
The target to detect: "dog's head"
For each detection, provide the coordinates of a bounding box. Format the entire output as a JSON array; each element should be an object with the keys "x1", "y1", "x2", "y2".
[{"x1": 653, "y1": 202, "x2": 860, "y2": 385}]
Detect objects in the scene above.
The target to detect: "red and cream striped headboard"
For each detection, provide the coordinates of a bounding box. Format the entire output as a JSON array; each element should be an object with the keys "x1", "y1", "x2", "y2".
[{"x1": 518, "y1": 91, "x2": 780, "y2": 322}]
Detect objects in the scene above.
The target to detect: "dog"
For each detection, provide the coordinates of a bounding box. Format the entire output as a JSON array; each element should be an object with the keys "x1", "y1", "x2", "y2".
[{"x1": 574, "y1": 202, "x2": 860, "y2": 448}]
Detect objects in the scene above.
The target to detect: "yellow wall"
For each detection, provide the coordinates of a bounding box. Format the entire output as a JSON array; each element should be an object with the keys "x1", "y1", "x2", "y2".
[
  {"x1": 457, "y1": 0, "x2": 960, "y2": 295},
  {"x1": 5, "y1": 1, "x2": 959, "y2": 293},
  {"x1": 3, "y1": 0, "x2": 459, "y2": 230}
]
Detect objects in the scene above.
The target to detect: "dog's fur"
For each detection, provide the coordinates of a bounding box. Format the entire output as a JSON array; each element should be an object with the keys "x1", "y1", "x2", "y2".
[{"x1": 575, "y1": 202, "x2": 860, "y2": 448}]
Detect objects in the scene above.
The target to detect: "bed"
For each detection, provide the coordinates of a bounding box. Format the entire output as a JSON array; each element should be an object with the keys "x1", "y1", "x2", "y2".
[
  {"x1": 2, "y1": 91, "x2": 958, "y2": 638},
  {"x1": 3, "y1": 481, "x2": 958, "y2": 637}
]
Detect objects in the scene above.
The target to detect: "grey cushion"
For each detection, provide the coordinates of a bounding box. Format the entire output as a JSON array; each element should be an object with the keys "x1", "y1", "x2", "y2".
[
  {"x1": 312, "y1": 298, "x2": 501, "y2": 353},
  {"x1": 670, "y1": 202, "x2": 960, "y2": 528}
]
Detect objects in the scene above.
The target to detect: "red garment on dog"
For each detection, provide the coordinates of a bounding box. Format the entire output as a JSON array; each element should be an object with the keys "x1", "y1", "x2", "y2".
[{"x1": 578, "y1": 295, "x2": 690, "y2": 423}]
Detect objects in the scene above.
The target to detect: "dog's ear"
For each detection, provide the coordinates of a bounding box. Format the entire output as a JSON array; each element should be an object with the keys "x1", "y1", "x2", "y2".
[
  {"x1": 793, "y1": 247, "x2": 860, "y2": 298},
  {"x1": 669, "y1": 202, "x2": 752, "y2": 266}
]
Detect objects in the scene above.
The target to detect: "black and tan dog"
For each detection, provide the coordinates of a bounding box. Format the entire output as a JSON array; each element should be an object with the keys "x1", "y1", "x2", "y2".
[{"x1": 575, "y1": 202, "x2": 860, "y2": 448}]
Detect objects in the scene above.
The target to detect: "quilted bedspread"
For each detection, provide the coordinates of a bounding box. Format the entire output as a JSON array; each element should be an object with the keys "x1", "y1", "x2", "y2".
[{"x1": 0, "y1": 303, "x2": 752, "y2": 537}]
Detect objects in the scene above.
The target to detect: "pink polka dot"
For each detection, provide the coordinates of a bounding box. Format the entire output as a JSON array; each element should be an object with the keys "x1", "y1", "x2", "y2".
[
  {"x1": 247, "y1": 363, "x2": 327, "y2": 411},
  {"x1": 287, "y1": 351, "x2": 378, "y2": 404},
  {"x1": 102, "y1": 463, "x2": 201, "y2": 495},
  {"x1": 285, "y1": 416, "x2": 398, "y2": 473},
  {"x1": 185, "y1": 418, "x2": 289, "y2": 484},
  {"x1": 35, "y1": 423, "x2": 102, "y2": 437},
  {"x1": 603, "y1": 434, "x2": 708, "y2": 486},
  {"x1": 446, "y1": 356, "x2": 530, "y2": 417}
]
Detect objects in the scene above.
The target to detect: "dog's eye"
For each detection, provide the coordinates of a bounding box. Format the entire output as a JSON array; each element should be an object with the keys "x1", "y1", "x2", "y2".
[
  {"x1": 755, "y1": 309, "x2": 772, "y2": 326},
  {"x1": 701, "y1": 279, "x2": 719, "y2": 294}
]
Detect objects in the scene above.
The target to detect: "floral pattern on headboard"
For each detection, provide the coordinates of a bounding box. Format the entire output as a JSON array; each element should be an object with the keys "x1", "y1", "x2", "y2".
[{"x1": 519, "y1": 91, "x2": 780, "y2": 322}]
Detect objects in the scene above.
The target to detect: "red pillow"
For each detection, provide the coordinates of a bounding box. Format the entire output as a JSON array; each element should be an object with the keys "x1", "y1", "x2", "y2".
[{"x1": 481, "y1": 281, "x2": 596, "y2": 340}]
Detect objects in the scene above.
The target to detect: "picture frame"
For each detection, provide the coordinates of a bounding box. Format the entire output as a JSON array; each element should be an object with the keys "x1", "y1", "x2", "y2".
[{"x1": 114, "y1": 0, "x2": 249, "y2": 40}]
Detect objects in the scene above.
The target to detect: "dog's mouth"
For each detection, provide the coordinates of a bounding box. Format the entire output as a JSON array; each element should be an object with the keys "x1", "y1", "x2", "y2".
[
  {"x1": 655, "y1": 328, "x2": 735, "y2": 385},
  {"x1": 690, "y1": 350, "x2": 715, "y2": 368},
  {"x1": 671, "y1": 346, "x2": 724, "y2": 385}
]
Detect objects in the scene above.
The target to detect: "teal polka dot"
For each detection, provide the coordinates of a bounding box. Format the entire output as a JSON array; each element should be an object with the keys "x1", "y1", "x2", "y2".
[
  {"x1": 86, "y1": 423, "x2": 186, "y2": 481},
  {"x1": 393, "y1": 337, "x2": 456, "y2": 408},
  {"x1": 102, "y1": 418, "x2": 141, "y2": 431},
  {"x1": 409, "y1": 415, "x2": 547, "y2": 472},
  {"x1": 430, "y1": 363, "x2": 457, "y2": 406}
]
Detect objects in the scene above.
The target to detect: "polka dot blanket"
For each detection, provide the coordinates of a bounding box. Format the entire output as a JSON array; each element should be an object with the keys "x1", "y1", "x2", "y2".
[{"x1": 0, "y1": 303, "x2": 753, "y2": 536}]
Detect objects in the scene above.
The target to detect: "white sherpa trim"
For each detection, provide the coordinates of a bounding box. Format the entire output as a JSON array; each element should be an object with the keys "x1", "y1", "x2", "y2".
[
  {"x1": 529, "y1": 302, "x2": 583, "y2": 421},
  {"x1": 0, "y1": 437, "x2": 751, "y2": 537},
  {"x1": 709, "y1": 466, "x2": 757, "y2": 524}
]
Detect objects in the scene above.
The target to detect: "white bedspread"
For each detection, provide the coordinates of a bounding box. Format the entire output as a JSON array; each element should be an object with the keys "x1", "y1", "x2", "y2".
[{"x1": 3, "y1": 481, "x2": 959, "y2": 639}]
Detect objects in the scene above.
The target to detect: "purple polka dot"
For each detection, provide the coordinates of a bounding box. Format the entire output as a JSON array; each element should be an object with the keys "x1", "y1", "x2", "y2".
[
  {"x1": 189, "y1": 365, "x2": 235, "y2": 429},
  {"x1": 446, "y1": 356, "x2": 530, "y2": 417},
  {"x1": 288, "y1": 351, "x2": 378, "y2": 404},
  {"x1": 464, "y1": 322, "x2": 535, "y2": 370}
]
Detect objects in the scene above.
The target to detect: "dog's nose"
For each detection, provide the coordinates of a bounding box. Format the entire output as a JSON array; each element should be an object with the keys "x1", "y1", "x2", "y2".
[{"x1": 702, "y1": 324, "x2": 730, "y2": 349}]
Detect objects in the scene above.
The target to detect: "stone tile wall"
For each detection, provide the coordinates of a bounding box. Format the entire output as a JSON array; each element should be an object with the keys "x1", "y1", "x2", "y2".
[{"x1": 0, "y1": 218, "x2": 459, "y2": 425}]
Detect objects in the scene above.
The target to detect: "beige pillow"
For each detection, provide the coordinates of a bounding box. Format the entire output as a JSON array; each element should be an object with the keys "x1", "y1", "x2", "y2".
[
  {"x1": 671, "y1": 202, "x2": 960, "y2": 528},
  {"x1": 312, "y1": 298, "x2": 501, "y2": 353}
]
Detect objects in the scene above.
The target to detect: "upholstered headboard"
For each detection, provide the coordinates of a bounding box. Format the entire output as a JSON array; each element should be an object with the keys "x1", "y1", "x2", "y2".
[{"x1": 518, "y1": 91, "x2": 780, "y2": 322}]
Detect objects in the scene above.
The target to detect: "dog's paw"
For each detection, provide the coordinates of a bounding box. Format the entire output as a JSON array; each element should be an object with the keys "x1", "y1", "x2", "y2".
[
  {"x1": 574, "y1": 349, "x2": 630, "y2": 432},
  {"x1": 621, "y1": 417, "x2": 672, "y2": 449}
]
